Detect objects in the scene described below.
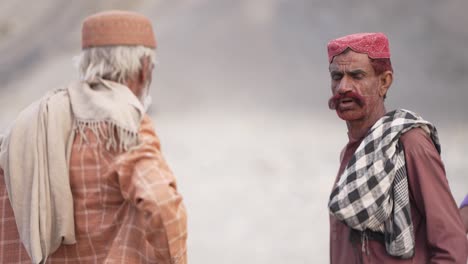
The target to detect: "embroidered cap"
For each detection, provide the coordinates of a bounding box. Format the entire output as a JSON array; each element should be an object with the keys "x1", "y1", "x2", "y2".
[
  {"x1": 82, "y1": 10, "x2": 156, "y2": 49},
  {"x1": 327, "y1": 32, "x2": 390, "y2": 63}
]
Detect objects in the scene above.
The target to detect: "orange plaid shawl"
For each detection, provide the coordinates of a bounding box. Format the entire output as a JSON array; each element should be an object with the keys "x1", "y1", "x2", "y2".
[{"x1": 0, "y1": 115, "x2": 187, "y2": 263}]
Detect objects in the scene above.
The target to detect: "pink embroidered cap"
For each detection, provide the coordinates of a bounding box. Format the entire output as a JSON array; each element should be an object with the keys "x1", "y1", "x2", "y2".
[{"x1": 327, "y1": 32, "x2": 390, "y2": 63}]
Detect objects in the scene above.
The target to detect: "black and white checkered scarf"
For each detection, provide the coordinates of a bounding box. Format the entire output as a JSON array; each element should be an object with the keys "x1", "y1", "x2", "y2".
[{"x1": 328, "y1": 109, "x2": 440, "y2": 258}]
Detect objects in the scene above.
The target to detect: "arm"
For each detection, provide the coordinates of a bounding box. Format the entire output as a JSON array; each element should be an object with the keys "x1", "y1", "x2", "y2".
[
  {"x1": 402, "y1": 128, "x2": 468, "y2": 263},
  {"x1": 115, "y1": 116, "x2": 187, "y2": 264},
  {"x1": 460, "y1": 195, "x2": 468, "y2": 233}
]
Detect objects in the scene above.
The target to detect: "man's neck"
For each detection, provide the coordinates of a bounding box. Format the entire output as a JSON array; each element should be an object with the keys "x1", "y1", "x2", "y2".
[{"x1": 346, "y1": 107, "x2": 386, "y2": 140}]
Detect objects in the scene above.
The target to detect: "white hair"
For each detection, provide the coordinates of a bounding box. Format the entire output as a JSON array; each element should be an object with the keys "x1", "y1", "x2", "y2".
[{"x1": 75, "y1": 45, "x2": 156, "y2": 83}]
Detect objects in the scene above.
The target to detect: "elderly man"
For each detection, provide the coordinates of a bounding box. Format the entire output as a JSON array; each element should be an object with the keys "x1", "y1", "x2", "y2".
[
  {"x1": 0, "y1": 10, "x2": 187, "y2": 263},
  {"x1": 326, "y1": 33, "x2": 467, "y2": 263}
]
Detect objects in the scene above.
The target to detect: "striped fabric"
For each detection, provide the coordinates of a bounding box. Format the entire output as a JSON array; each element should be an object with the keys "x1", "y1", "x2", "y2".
[{"x1": 0, "y1": 115, "x2": 187, "y2": 263}]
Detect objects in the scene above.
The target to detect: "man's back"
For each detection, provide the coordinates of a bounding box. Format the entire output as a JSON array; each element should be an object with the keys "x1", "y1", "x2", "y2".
[{"x1": 0, "y1": 115, "x2": 187, "y2": 263}]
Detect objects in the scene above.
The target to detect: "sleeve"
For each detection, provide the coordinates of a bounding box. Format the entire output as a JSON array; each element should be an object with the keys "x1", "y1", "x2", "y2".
[
  {"x1": 115, "y1": 115, "x2": 188, "y2": 264},
  {"x1": 460, "y1": 194, "x2": 468, "y2": 208},
  {"x1": 402, "y1": 128, "x2": 468, "y2": 264}
]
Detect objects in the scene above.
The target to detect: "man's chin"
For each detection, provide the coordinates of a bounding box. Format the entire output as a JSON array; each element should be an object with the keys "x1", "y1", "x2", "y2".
[{"x1": 336, "y1": 109, "x2": 363, "y2": 121}]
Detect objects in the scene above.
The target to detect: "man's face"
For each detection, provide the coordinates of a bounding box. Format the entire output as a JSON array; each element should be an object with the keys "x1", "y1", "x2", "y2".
[
  {"x1": 328, "y1": 50, "x2": 383, "y2": 122},
  {"x1": 139, "y1": 60, "x2": 154, "y2": 112}
]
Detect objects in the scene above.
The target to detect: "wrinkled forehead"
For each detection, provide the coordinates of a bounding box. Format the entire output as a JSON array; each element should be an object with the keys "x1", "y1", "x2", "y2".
[{"x1": 328, "y1": 50, "x2": 372, "y2": 72}]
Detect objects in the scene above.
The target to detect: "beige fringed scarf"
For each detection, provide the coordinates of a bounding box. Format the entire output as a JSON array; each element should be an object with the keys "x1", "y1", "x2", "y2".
[{"x1": 0, "y1": 79, "x2": 144, "y2": 263}]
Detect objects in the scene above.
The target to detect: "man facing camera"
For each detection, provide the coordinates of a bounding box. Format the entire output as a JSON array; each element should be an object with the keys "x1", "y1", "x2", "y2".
[{"x1": 326, "y1": 32, "x2": 467, "y2": 263}]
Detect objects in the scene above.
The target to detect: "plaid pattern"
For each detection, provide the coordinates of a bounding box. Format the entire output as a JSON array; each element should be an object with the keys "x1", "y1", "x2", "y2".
[
  {"x1": 0, "y1": 115, "x2": 187, "y2": 263},
  {"x1": 328, "y1": 109, "x2": 440, "y2": 258}
]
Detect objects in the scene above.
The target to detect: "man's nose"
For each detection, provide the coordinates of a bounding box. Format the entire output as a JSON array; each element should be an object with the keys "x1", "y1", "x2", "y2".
[{"x1": 336, "y1": 77, "x2": 352, "y2": 94}]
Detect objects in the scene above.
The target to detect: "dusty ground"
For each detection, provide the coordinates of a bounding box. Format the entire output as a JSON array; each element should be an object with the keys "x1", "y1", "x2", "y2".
[{"x1": 0, "y1": 1, "x2": 467, "y2": 263}]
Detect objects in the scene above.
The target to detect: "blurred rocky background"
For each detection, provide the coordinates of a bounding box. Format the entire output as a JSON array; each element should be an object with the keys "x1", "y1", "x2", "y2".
[{"x1": 0, "y1": 0, "x2": 467, "y2": 263}]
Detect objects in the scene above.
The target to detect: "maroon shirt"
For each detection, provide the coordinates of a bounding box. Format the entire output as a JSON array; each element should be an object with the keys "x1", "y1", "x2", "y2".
[{"x1": 330, "y1": 128, "x2": 468, "y2": 264}]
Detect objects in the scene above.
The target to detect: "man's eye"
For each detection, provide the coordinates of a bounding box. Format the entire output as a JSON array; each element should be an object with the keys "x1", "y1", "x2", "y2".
[
  {"x1": 353, "y1": 74, "x2": 364, "y2": 80},
  {"x1": 331, "y1": 74, "x2": 342, "y2": 81}
]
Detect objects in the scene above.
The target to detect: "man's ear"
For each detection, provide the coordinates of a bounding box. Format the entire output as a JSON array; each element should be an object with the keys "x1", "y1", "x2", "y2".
[{"x1": 379, "y1": 70, "x2": 393, "y2": 98}]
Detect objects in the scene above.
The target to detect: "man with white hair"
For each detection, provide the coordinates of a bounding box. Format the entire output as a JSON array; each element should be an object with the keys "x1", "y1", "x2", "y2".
[{"x1": 0, "y1": 10, "x2": 187, "y2": 263}]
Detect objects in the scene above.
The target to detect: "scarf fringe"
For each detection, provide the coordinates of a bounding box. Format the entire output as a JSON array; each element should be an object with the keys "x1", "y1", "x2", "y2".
[{"x1": 75, "y1": 119, "x2": 139, "y2": 152}]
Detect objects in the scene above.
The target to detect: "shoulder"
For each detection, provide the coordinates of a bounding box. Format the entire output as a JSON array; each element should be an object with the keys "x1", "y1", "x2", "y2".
[
  {"x1": 140, "y1": 114, "x2": 156, "y2": 133},
  {"x1": 138, "y1": 114, "x2": 161, "y2": 150},
  {"x1": 399, "y1": 127, "x2": 438, "y2": 154}
]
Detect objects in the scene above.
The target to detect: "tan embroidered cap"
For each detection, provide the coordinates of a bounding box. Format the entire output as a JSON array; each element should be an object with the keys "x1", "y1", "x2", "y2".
[{"x1": 82, "y1": 10, "x2": 157, "y2": 49}]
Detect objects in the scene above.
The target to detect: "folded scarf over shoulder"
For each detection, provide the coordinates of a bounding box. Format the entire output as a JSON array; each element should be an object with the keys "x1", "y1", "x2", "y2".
[
  {"x1": 0, "y1": 79, "x2": 144, "y2": 263},
  {"x1": 328, "y1": 109, "x2": 440, "y2": 258}
]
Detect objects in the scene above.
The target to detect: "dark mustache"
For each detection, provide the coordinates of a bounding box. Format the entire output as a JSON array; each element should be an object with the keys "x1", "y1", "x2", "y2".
[{"x1": 328, "y1": 92, "x2": 365, "y2": 110}]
